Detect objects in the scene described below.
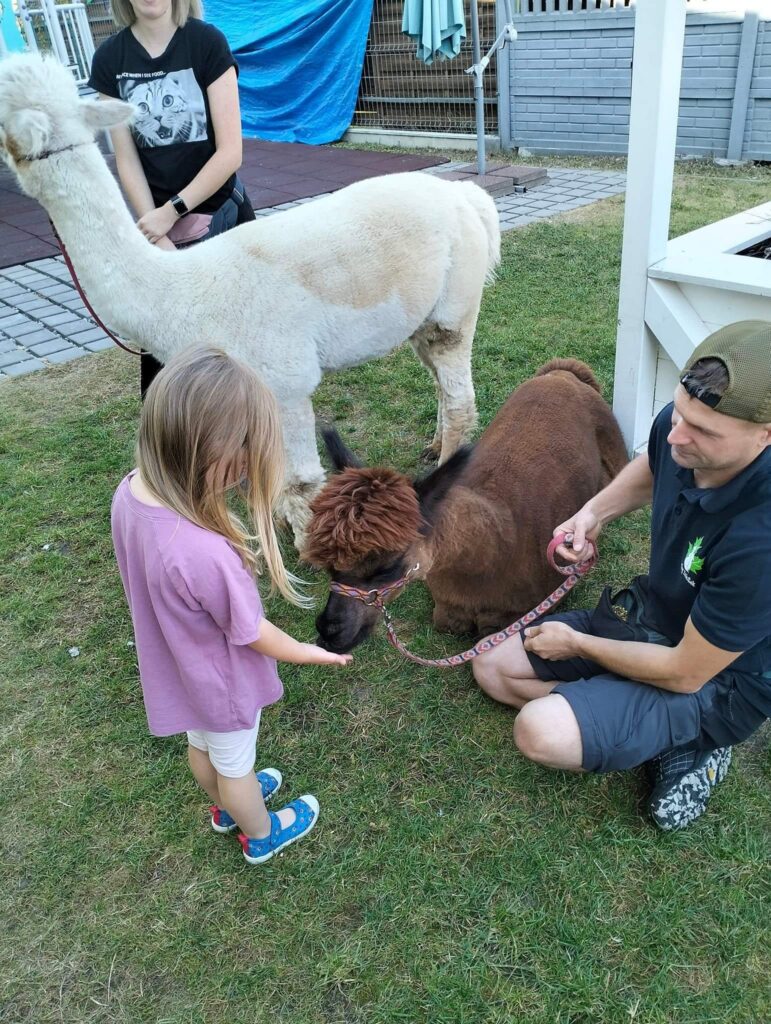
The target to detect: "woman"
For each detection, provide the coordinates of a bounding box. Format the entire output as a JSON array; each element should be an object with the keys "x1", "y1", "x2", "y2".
[{"x1": 88, "y1": 0, "x2": 255, "y2": 395}]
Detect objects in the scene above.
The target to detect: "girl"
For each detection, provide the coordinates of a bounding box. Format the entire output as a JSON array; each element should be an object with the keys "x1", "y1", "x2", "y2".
[
  {"x1": 111, "y1": 346, "x2": 351, "y2": 864},
  {"x1": 89, "y1": 1, "x2": 255, "y2": 396}
]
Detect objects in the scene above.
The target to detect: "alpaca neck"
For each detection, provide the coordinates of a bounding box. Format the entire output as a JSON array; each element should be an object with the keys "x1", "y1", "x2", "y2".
[{"x1": 29, "y1": 143, "x2": 176, "y2": 359}]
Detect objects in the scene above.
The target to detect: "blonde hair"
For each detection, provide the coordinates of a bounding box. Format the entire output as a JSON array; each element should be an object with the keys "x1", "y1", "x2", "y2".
[
  {"x1": 110, "y1": 0, "x2": 203, "y2": 29},
  {"x1": 137, "y1": 346, "x2": 309, "y2": 608}
]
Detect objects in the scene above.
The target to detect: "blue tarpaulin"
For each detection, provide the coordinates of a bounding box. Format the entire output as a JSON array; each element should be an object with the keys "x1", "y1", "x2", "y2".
[
  {"x1": 402, "y1": 0, "x2": 466, "y2": 66},
  {"x1": 1, "y1": 2, "x2": 27, "y2": 53},
  {"x1": 205, "y1": 0, "x2": 374, "y2": 145}
]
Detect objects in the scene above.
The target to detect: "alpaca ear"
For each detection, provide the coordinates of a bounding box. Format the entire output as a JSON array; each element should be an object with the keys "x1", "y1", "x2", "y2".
[
  {"x1": 413, "y1": 445, "x2": 473, "y2": 528},
  {"x1": 5, "y1": 109, "x2": 51, "y2": 158},
  {"x1": 321, "y1": 427, "x2": 364, "y2": 471},
  {"x1": 81, "y1": 98, "x2": 134, "y2": 131}
]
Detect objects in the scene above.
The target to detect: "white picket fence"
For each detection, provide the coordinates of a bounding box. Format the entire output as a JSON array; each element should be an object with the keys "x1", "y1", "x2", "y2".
[{"x1": 15, "y1": 0, "x2": 95, "y2": 87}]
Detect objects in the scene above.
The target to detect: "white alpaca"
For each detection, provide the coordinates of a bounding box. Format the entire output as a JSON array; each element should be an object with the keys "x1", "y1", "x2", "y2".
[{"x1": 0, "y1": 55, "x2": 500, "y2": 538}]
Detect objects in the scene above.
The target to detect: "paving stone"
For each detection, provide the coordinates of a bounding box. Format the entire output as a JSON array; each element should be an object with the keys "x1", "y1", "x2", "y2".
[
  {"x1": 0, "y1": 312, "x2": 29, "y2": 329},
  {"x1": 85, "y1": 337, "x2": 114, "y2": 352},
  {"x1": 35, "y1": 280, "x2": 68, "y2": 294},
  {"x1": 28, "y1": 337, "x2": 73, "y2": 357},
  {"x1": 10, "y1": 278, "x2": 47, "y2": 292},
  {"x1": 46, "y1": 267, "x2": 75, "y2": 282},
  {"x1": 4, "y1": 357, "x2": 46, "y2": 376},
  {"x1": 14, "y1": 327, "x2": 57, "y2": 346},
  {"x1": 3, "y1": 319, "x2": 48, "y2": 339},
  {"x1": 23, "y1": 301, "x2": 62, "y2": 316},
  {"x1": 0, "y1": 338, "x2": 17, "y2": 353},
  {"x1": 37, "y1": 310, "x2": 80, "y2": 327},
  {"x1": 0, "y1": 349, "x2": 31, "y2": 368},
  {"x1": 28, "y1": 258, "x2": 60, "y2": 271},
  {"x1": 68, "y1": 326, "x2": 107, "y2": 346},
  {"x1": 58, "y1": 318, "x2": 95, "y2": 337},
  {"x1": 1, "y1": 267, "x2": 34, "y2": 281},
  {"x1": 46, "y1": 346, "x2": 89, "y2": 365},
  {"x1": 12, "y1": 297, "x2": 52, "y2": 312}
]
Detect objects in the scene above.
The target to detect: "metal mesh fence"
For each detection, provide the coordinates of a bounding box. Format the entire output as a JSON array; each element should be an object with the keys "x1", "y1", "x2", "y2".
[
  {"x1": 353, "y1": 0, "x2": 499, "y2": 134},
  {"x1": 82, "y1": 0, "x2": 114, "y2": 47}
]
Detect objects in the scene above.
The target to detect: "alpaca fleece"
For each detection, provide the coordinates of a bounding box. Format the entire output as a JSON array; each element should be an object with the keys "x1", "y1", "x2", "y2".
[{"x1": 0, "y1": 53, "x2": 501, "y2": 542}]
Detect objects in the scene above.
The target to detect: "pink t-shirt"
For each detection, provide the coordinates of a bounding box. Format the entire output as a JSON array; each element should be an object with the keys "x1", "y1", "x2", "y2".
[{"x1": 111, "y1": 472, "x2": 283, "y2": 736}]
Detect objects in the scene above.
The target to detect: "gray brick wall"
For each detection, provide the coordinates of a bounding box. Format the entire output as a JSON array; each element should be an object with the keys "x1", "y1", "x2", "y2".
[{"x1": 508, "y1": 10, "x2": 770, "y2": 160}]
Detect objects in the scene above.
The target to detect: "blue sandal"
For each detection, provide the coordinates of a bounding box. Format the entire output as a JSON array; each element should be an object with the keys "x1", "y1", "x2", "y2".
[
  {"x1": 238, "y1": 795, "x2": 320, "y2": 864},
  {"x1": 209, "y1": 767, "x2": 283, "y2": 833}
]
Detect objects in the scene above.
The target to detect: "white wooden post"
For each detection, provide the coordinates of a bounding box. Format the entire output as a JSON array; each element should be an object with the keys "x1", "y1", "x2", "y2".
[
  {"x1": 40, "y1": 0, "x2": 71, "y2": 68},
  {"x1": 613, "y1": 0, "x2": 686, "y2": 453}
]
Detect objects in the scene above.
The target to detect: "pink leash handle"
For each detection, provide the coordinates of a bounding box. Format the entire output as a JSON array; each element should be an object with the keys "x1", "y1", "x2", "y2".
[{"x1": 546, "y1": 531, "x2": 597, "y2": 577}]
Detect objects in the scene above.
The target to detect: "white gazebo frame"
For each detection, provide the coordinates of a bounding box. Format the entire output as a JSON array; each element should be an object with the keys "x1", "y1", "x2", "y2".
[{"x1": 613, "y1": 0, "x2": 771, "y2": 454}]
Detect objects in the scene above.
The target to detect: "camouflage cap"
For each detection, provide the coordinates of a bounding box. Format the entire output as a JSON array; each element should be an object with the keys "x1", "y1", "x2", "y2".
[{"x1": 681, "y1": 320, "x2": 771, "y2": 424}]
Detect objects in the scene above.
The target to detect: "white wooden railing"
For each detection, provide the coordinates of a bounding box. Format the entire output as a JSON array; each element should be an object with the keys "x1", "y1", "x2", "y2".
[
  {"x1": 516, "y1": 0, "x2": 762, "y2": 14},
  {"x1": 16, "y1": 0, "x2": 95, "y2": 87},
  {"x1": 516, "y1": 1, "x2": 634, "y2": 12}
]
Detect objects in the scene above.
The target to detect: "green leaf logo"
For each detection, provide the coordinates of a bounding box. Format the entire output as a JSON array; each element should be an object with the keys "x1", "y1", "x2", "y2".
[{"x1": 684, "y1": 537, "x2": 705, "y2": 575}]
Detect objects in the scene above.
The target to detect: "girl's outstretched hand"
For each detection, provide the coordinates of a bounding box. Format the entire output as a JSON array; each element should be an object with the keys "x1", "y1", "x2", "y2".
[
  {"x1": 302, "y1": 643, "x2": 353, "y2": 667},
  {"x1": 249, "y1": 622, "x2": 353, "y2": 665}
]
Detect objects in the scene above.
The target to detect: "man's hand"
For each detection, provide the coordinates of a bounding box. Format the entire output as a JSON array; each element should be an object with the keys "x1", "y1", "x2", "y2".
[
  {"x1": 137, "y1": 203, "x2": 178, "y2": 244},
  {"x1": 300, "y1": 643, "x2": 353, "y2": 667},
  {"x1": 523, "y1": 621, "x2": 582, "y2": 661},
  {"x1": 553, "y1": 506, "x2": 602, "y2": 564}
]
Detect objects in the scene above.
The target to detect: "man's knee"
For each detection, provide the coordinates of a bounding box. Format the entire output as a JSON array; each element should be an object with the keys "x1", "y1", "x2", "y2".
[
  {"x1": 513, "y1": 695, "x2": 583, "y2": 771},
  {"x1": 472, "y1": 650, "x2": 525, "y2": 708},
  {"x1": 472, "y1": 650, "x2": 501, "y2": 695}
]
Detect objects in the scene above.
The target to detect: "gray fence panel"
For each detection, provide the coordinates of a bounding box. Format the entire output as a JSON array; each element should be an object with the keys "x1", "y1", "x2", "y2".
[
  {"x1": 510, "y1": 12, "x2": 635, "y2": 155},
  {"x1": 743, "y1": 17, "x2": 771, "y2": 160},
  {"x1": 508, "y1": 9, "x2": 770, "y2": 159}
]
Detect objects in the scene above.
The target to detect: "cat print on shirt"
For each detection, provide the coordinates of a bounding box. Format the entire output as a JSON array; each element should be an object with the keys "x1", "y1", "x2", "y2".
[{"x1": 120, "y1": 69, "x2": 208, "y2": 147}]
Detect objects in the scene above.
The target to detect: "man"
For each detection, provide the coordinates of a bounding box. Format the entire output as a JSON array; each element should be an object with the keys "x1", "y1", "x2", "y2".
[{"x1": 473, "y1": 321, "x2": 771, "y2": 830}]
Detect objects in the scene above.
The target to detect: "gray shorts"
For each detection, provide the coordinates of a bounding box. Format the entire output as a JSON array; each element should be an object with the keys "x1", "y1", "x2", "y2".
[{"x1": 526, "y1": 608, "x2": 766, "y2": 774}]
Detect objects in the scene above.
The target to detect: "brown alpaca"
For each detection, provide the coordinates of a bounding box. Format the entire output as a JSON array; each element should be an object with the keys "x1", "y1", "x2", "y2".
[{"x1": 304, "y1": 359, "x2": 628, "y2": 653}]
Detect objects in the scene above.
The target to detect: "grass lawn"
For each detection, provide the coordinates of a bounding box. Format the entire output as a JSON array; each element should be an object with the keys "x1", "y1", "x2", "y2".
[{"x1": 1, "y1": 167, "x2": 770, "y2": 1024}]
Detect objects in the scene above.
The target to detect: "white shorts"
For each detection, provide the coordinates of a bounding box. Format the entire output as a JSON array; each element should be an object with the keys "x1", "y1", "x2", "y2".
[{"x1": 186, "y1": 712, "x2": 261, "y2": 778}]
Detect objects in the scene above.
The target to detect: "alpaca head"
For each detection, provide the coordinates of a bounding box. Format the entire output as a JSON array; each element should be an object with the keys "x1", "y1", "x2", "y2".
[
  {"x1": 302, "y1": 429, "x2": 472, "y2": 653},
  {"x1": 0, "y1": 54, "x2": 132, "y2": 195}
]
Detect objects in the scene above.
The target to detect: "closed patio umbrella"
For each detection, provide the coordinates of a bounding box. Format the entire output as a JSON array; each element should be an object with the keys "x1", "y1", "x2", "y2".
[{"x1": 402, "y1": 0, "x2": 466, "y2": 66}]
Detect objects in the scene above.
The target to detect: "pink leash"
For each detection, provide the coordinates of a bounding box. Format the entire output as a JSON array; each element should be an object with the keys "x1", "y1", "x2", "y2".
[
  {"x1": 329, "y1": 532, "x2": 597, "y2": 669},
  {"x1": 48, "y1": 219, "x2": 143, "y2": 356}
]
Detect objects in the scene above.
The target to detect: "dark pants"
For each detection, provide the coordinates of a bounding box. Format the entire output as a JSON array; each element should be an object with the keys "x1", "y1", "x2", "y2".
[
  {"x1": 526, "y1": 582, "x2": 768, "y2": 773},
  {"x1": 139, "y1": 180, "x2": 256, "y2": 399}
]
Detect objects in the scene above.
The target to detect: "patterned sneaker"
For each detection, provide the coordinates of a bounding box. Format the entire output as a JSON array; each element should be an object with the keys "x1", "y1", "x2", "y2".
[
  {"x1": 238, "y1": 795, "x2": 320, "y2": 864},
  {"x1": 209, "y1": 767, "x2": 283, "y2": 833},
  {"x1": 648, "y1": 747, "x2": 732, "y2": 831}
]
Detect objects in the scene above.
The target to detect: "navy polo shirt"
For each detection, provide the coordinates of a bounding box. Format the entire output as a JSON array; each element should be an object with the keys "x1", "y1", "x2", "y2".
[{"x1": 645, "y1": 403, "x2": 771, "y2": 688}]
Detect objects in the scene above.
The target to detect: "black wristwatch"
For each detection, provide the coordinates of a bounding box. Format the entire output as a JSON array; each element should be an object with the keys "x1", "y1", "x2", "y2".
[{"x1": 170, "y1": 194, "x2": 188, "y2": 217}]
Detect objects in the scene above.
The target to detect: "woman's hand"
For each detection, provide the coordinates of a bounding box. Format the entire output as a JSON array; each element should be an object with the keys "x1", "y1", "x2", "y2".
[
  {"x1": 523, "y1": 621, "x2": 582, "y2": 661},
  {"x1": 137, "y1": 202, "x2": 179, "y2": 244},
  {"x1": 300, "y1": 643, "x2": 353, "y2": 667},
  {"x1": 154, "y1": 235, "x2": 177, "y2": 252}
]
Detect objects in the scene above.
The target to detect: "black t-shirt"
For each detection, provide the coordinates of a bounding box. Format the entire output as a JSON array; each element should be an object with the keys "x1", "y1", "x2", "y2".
[
  {"x1": 88, "y1": 18, "x2": 237, "y2": 213},
  {"x1": 646, "y1": 402, "x2": 771, "y2": 680}
]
